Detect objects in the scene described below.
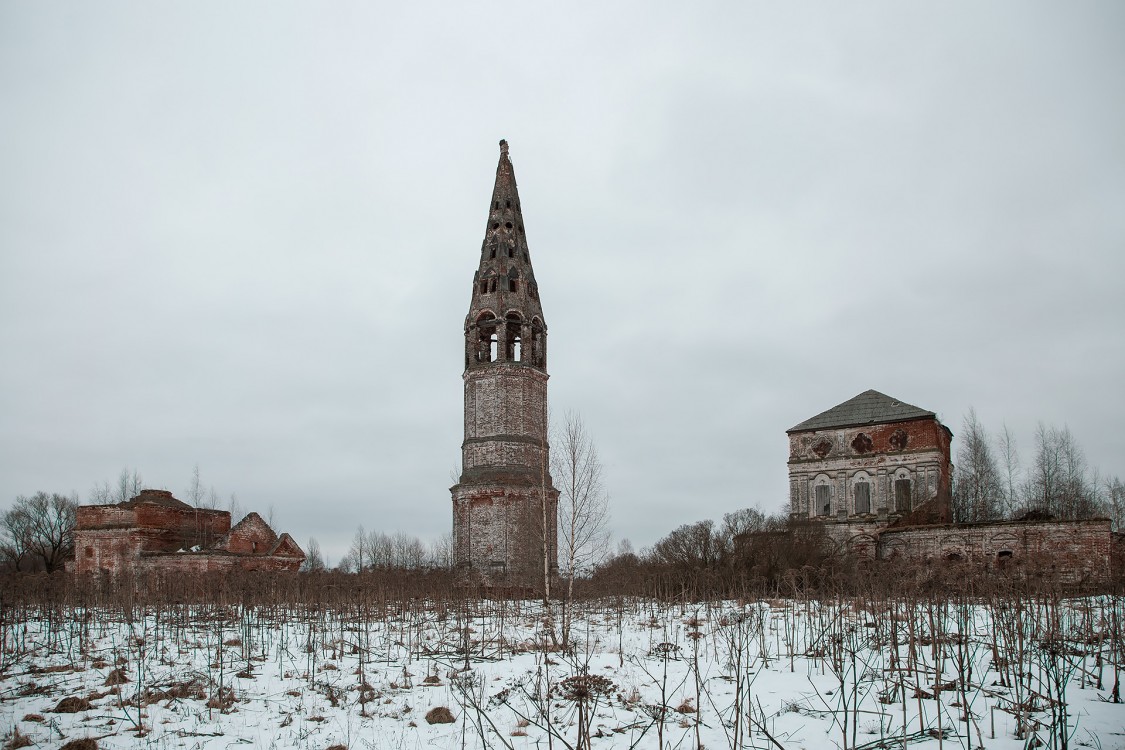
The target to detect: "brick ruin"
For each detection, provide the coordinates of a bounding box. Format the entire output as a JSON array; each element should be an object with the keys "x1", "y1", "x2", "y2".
[
  {"x1": 451, "y1": 140, "x2": 558, "y2": 590},
  {"x1": 69, "y1": 489, "x2": 304, "y2": 575},
  {"x1": 788, "y1": 389, "x2": 954, "y2": 540},
  {"x1": 789, "y1": 390, "x2": 1117, "y2": 580}
]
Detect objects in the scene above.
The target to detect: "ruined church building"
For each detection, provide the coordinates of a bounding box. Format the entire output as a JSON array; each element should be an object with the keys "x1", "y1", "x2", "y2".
[{"x1": 447, "y1": 143, "x2": 1117, "y2": 588}]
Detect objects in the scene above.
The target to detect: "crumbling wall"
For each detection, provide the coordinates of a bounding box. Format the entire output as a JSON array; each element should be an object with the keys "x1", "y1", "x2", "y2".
[
  {"x1": 218, "y1": 513, "x2": 278, "y2": 555},
  {"x1": 877, "y1": 519, "x2": 1112, "y2": 582},
  {"x1": 788, "y1": 417, "x2": 952, "y2": 522},
  {"x1": 453, "y1": 485, "x2": 557, "y2": 589},
  {"x1": 70, "y1": 493, "x2": 302, "y2": 575}
]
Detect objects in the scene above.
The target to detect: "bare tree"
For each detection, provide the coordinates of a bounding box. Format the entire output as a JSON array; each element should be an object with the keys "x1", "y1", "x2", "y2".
[
  {"x1": 301, "y1": 537, "x2": 325, "y2": 572},
  {"x1": 1, "y1": 492, "x2": 78, "y2": 572},
  {"x1": 346, "y1": 525, "x2": 369, "y2": 571},
  {"x1": 185, "y1": 464, "x2": 222, "y2": 509},
  {"x1": 429, "y1": 531, "x2": 453, "y2": 569},
  {"x1": 90, "y1": 467, "x2": 143, "y2": 504},
  {"x1": 187, "y1": 463, "x2": 205, "y2": 507},
  {"x1": 1105, "y1": 476, "x2": 1125, "y2": 531},
  {"x1": 651, "y1": 520, "x2": 720, "y2": 570},
  {"x1": 228, "y1": 493, "x2": 243, "y2": 522},
  {"x1": 953, "y1": 408, "x2": 1003, "y2": 522},
  {"x1": 997, "y1": 423, "x2": 1022, "y2": 518},
  {"x1": 552, "y1": 412, "x2": 610, "y2": 602},
  {"x1": 1024, "y1": 423, "x2": 1099, "y2": 519}
]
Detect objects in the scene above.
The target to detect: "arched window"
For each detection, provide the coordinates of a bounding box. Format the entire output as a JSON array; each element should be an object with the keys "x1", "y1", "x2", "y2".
[
  {"x1": 813, "y1": 475, "x2": 832, "y2": 516},
  {"x1": 854, "y1": 480, "x2": 871, "y2": 515},
  {"x1": 530, "y1": 318, "x2": 546, "y2": 366},
  {"x1": 474, "y1": 313, "x2": 497, "y2": 364},
  {"x1": 893, "y1": 469, "x2": 913, "y2": 514},
  {"x1": 505, "y1": 313, "x2": 523, "y2": 362}
]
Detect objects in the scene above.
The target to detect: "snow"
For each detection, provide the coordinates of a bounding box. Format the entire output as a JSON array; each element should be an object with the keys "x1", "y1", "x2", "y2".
[{"x1": 1, "y1": 596, "x2": 1122, "y2": 749}]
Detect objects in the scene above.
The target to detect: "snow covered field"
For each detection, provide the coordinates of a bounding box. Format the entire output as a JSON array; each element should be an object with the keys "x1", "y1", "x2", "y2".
[{"x1": 1, "y1": 595, "x2": 1123, "y2": 749}]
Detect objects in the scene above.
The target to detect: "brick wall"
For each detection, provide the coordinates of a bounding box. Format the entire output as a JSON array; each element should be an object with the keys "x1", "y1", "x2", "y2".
[
  {"x1": 218, "y1": 512, "x2": 277, "y2": 555},
  {"x1": 877, "y1": 519, "x2": 1112, "y2": 582},
  {"x1": 789, "y1": 417, "x2": 953, "y2": 522},
  {"x1": 71, "y1": 494, "x2": 302, "y2": 575}
]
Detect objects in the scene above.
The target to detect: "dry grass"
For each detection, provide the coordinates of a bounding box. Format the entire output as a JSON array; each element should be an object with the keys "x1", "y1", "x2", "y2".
[{"x1": 425, "y1": 706, "x2": 456, "y2": 724}]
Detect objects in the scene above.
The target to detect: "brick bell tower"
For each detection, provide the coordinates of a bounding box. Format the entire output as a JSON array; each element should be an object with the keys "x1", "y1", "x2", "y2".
[{"x1": 451, "y1": 140, "x2": 558, "y2": 590}]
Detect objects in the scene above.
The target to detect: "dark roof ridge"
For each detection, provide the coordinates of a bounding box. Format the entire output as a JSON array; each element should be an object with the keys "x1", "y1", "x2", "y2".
[{"x1": 787, "y1": 389, "x2": 936, "y2": 433}]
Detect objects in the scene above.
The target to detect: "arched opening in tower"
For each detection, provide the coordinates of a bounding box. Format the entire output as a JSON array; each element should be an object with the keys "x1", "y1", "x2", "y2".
[
  {"x1": 505, "y1": 313, "x2": 523, "y2": 362},
  {"x1": 475, "y1": 313, "x2": 498, "y2": 364},
  {"x1": 531, "y1": 318, "x2": 545, "y2": 367}
]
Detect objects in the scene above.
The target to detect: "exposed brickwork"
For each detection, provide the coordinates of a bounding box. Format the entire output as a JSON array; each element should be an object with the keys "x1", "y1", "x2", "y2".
[
  {"x1": 70, "y1": 489, "x2": 303, "y2": 575},
  {"x1": 876, "y1": 519, "x2": 1112, "y2": 583},
  {"x1": 788, "y1": 393, "x2": 1117, "y2": 581},
  {"x1": 788, "y1": 396, "x2": 953, "y2": 524},
  {"x1": 451, "y1": 141, "x2": 558, "y2": 590}
]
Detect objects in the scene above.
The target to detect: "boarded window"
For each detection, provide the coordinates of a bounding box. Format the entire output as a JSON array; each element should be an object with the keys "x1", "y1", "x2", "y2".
[
  {"x1": 854, "y1": 482, "x2": 871, "y2": 515},
  {"x1": 815, "y1": 485, "x2": 831, "y2": 516},
  {"x1": 895, "y1": 479, "x2": 912, "y2": 513}
]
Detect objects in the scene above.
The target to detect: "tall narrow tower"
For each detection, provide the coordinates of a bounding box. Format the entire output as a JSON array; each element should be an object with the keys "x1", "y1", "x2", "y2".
[{"x1": 451, "y1": 140, "x2": 558, "y2": 590}]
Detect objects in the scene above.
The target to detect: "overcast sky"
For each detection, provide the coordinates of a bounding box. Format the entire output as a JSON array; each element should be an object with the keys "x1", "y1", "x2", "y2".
[{"x1": 2, "y1": 2, "x2": 1123, "y2": 565}]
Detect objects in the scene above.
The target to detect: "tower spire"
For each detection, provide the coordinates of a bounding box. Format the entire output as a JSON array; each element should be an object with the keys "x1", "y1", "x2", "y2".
[{"x1": 464, "y1": 140, "x2": 546, "y2": 371}]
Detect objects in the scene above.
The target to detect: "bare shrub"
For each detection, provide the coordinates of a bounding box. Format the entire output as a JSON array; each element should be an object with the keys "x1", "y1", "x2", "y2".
[
  {"x1": 425, "y1": 706, "x2": 456, "y2": 724},
  {"x1": 53, "y1": 696, "x2": 91, "y2": 713},
  {"x1": 59, "y1": 740, "x2": 98, "y2": 750}
]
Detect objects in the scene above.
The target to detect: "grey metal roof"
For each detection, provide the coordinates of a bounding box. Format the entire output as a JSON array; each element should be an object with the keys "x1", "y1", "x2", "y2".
[{"x1": 786, "y1": 389, "x2": 936, "y2": 433}]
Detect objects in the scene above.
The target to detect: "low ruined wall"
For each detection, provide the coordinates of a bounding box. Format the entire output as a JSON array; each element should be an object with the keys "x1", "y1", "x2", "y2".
[
  {"x1": 141, "y1": 553, "x2": 302, "y2": 574},
  {"x1": 878, "y1": 519, "x2": 1112, "y2": 581}
]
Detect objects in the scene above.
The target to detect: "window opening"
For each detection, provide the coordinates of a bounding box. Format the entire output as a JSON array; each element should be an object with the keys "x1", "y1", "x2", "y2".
[
  {"x1": 490, "y1": 248, "x2": 496, "y2": 259},
  {"x1": 854, "y1": 482, "x2": 871, "y2": 515},
  {"x1": 509, "y1": 279, "x2": 518, "y2": 293},
  {"x1": 504, "y1": 313, "x2": 522, "y2": 361},
  {"x1": 851, "y1": 432, "x2": 873, "y2": 454},
  {"x1": 895, "y1": 479, "x2": 912, "y2": 513},
  {"x1": 475, "y1": 314, "x2": 497, "y2": 363},
  {"x1": 815, "y1": 485, "x2": 831, "y2": 516}
]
